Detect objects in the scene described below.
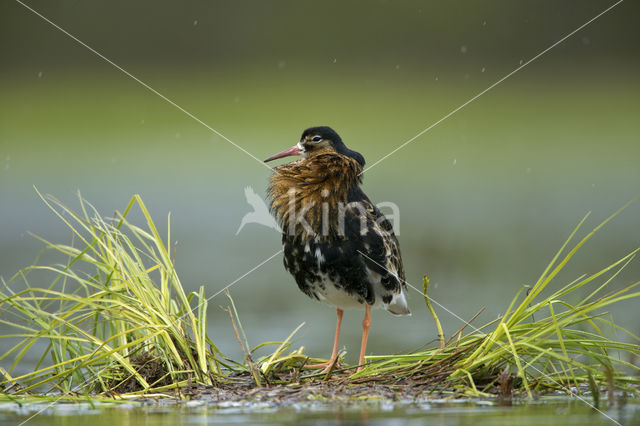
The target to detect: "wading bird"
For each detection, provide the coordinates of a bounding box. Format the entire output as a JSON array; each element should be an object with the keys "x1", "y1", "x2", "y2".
[{"x1": 264, "y1": 126, "x2": 410, "y2": 372}]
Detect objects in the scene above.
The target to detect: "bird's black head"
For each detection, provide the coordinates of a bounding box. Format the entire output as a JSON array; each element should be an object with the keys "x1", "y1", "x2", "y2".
[
  {"x1": 264, "y1": 126, "x2": 365, "y2": 167},
  {"x1": 300, "y1": 126, "x2": 365, "y2": 167}
]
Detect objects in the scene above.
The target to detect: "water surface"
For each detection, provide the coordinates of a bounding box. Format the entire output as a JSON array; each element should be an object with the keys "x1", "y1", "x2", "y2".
[{"x1": 1, "y1": 398, "x2": 639, "y2": 425}]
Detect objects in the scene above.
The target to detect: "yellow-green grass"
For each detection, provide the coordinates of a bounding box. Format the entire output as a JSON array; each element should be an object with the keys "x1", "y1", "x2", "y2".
[
  {"x1": 0, "y1": 192, "x2": 639, "y2": 400},
  {"x1": 0, "y1": 191, "x2": 223, "y2": 395},
  {"x1": 348, "y1": 200, "x2": 640, "y2": 398}
]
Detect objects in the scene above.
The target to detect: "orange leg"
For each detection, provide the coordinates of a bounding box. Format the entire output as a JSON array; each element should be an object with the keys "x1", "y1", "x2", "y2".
[
  {"x1": 329, "y1": 308, "x2": 344, "y2": 365},
  {"x1": 306, "y1": 308, "x2": 343, "y2": 372},
  {"x1": 357, "y1": 305, "x2": 371, "y2": 372}
]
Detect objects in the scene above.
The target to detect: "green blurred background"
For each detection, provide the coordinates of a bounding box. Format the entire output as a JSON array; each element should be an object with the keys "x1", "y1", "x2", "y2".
[{"x1": 1, "y1": 1, "x2": 639, "y2": 365}]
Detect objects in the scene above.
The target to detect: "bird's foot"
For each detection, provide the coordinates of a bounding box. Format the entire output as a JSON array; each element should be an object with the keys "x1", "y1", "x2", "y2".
[{"x1": 304, "y1": 359, "x2": 342, "y2": 373}]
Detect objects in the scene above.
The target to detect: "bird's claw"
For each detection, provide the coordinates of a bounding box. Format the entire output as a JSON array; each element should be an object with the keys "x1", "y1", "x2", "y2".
[{"x1": 304, "y1": 359, "x2": 342, "y2": 373}]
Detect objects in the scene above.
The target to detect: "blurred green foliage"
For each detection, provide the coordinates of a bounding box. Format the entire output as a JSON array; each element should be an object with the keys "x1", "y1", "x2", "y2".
[{"x1": 0, "y1": 0, "x2": 638, "y2": 360}]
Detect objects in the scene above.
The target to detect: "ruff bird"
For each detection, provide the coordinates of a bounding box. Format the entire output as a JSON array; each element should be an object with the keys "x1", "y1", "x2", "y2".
[{"x1": 264, "y1": 126, "x2": 410, "y2": 372}]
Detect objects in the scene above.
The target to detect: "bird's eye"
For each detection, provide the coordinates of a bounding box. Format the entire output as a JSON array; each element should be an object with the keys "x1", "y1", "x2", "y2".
[{"x1": 311, "y1": 136, "x2": 322, "y2": 143}]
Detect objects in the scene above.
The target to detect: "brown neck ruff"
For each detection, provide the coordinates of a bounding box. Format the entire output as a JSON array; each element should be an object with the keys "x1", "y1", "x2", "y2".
[{"x1": 267, "y1": 153, "x2": 363, "y2": 241}]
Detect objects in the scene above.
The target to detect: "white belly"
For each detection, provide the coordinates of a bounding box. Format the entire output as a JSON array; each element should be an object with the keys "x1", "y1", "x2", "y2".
[
  {"x1": 311, "y1": 272, "x2": 409, "y2": 315},
  {"x1": 313, "y1": 275, "x2": 383, "y2": 310}
]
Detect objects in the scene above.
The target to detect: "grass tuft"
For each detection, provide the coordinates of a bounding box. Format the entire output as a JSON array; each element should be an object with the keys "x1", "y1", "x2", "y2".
[
  {"x1": 352, "y1": 204, "x2": 640, "y2": 397},
  {"x1": 1, "y1": 193, "x2": 639, "y2": 401},
  {"x1": 0, "y1": 191, "x2": 223, "y2": 395}
]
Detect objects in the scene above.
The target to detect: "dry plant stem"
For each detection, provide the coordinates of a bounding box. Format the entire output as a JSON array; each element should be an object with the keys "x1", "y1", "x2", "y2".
[
  {"x1": 423, "y1": 275, "x2": 445, "y2": 349},
  {"x1": 446, "y1": 307, "x2": 486, "y2": 347},
  {"x1": 225, "y1": 300, "x2": 261, "y2": 387},
  {"x1": 357, "y1": 305, "x2": 372, "y2": 372},
  {"x1": 321, "y1": 355, "x2": 341, "y2": 381}
]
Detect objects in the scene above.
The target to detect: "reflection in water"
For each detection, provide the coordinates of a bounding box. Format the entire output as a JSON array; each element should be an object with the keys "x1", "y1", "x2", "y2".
[{"x1": 0, "y1": 399, "x2": 638, "y2": 425}]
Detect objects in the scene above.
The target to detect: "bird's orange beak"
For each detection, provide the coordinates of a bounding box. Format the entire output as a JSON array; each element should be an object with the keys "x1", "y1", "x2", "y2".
[{"x1": 264, "y1": 145, "x2": 302, "y2": 162}]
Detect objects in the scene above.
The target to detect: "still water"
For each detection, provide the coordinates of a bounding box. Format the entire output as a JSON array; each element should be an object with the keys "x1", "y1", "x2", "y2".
[{"x1": 1, "y1": 398, "x2": 639, "y2": 426}]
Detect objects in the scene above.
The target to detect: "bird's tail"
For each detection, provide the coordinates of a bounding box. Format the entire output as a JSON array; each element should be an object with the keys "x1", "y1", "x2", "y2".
[{"x1": 386, "y1": 291, "x2": 411, "y2": 316}]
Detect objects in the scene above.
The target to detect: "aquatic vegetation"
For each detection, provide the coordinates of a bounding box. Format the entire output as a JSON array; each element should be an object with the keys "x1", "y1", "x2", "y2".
[
  {"x1": 0, "y1": 193, "x2": 638, "y2": 401},
  {"x1": 0, "y1": 191, "x2": 222, "y2": 395},
  {"x1": 353, "y1": 204, "x2": 640, "y2": 398}
]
